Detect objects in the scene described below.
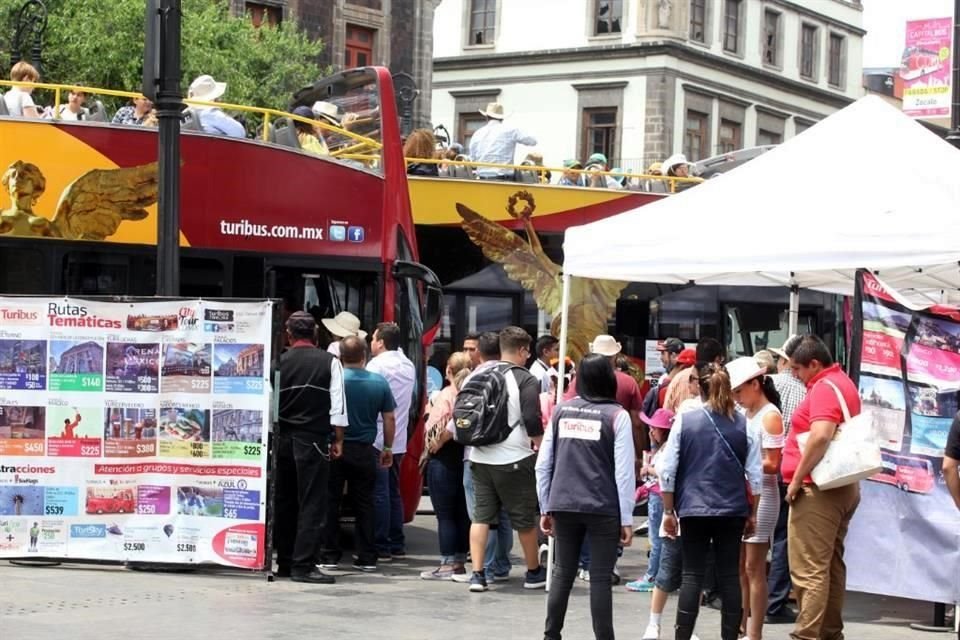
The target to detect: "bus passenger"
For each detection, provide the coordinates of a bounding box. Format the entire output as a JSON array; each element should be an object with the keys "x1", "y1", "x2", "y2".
[
  {"x1": 403, "y1": 129, "x2": 439, "y2": 176},
  {"x1": 113, "y1": 96, "x2": 154, "y2": 126},
  {"x1": 4, "y1": 62, "x2": 41, "y2": 118},
  {"x1": 469, "y1": 102, "x2": 537, "y2": 181},
  {"x1": 55, "y1": 90, "x2": 89, "y2": 121},
  {"x1": 187, "y1": 75, "x2": 245, "y2": 138},
  {"x1": 291, "y1": 106, "x2": 329, "y2": 156}
]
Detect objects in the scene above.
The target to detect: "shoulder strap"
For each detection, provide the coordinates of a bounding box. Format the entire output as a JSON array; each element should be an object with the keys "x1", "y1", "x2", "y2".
[
  {"x1": 701, "y1": 407, "x2": 745, "y2": 473},
  {"x1": 821, "y1": 379, "x2": 852, "y2": 423}
]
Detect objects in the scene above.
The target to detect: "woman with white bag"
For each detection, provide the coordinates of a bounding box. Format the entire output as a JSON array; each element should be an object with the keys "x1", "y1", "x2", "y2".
[{"x1": 781, "y1": 335, "x2": 866, "y2": 640}]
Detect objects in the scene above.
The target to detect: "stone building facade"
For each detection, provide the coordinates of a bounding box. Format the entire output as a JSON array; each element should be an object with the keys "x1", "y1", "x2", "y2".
[
  {"x1": 231, "y1": 0, "x2": 441, "y2": 131},
  {"x1": 431, "y1": 0, "x2": 865, "y2": 172}
]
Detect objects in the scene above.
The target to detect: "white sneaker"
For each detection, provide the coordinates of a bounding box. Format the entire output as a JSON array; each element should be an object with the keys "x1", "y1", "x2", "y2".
[
  {"x1": 691, "y1": 634, "x2": 701, "y2": 640},
  {"x1": 641, "y1": 622, "x2": 659, "y2": 640},
  {"x1": 577, "y1": 568, "x2": 590, "y2": 582}
]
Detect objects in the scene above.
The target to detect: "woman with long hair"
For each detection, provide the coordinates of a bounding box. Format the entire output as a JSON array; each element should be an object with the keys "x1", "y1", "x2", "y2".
[
  {"x1": 537, "y1": 353, "x2": 636, "y2": 640},
  {"x1": 663, "y1": 366, "x2": 700, "y2": 414},
  {"x1": 403, "y1": 128, "x2": 439, "y2": 176},
  {"x1": 419, "y1": 351, "x2": 473, "y2": 580},
  {"x1": 728, "y1": 357, "x2": 784, "y2": 640},
  {"x1": 658, "y1": 363, "x2": 763, "y2": 640}
]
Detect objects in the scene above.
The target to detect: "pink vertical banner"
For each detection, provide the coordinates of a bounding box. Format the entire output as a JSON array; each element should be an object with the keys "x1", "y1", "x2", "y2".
[{"x1": 901, "y1": 17, "x2": 954, "y2": 118}]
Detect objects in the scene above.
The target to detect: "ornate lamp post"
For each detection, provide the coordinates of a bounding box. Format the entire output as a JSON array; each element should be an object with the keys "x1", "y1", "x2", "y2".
[
  {"x1": 10, "y1": 0, "x2": 47, "y2": 76},
  {"x1": 392, "y1": 72, "x2": 419, "y2": 138}
]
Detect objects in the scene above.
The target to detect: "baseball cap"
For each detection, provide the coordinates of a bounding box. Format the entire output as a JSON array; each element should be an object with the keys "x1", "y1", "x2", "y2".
[
  {"x1": 587, "y1": 152, "x2": 608, "y2": 166},
  {"x1": 677, "y1": 348, "x2": 697, "y2": 366},
  {"x1": 292, "y1": 105, "x2": 314, "y2": 119},
  {"x1": 656, "y1": 338, "x2": 684, "y2": 354},
  {"x1": 563, "y1": 159, "x2": 582, "y2": 169}
]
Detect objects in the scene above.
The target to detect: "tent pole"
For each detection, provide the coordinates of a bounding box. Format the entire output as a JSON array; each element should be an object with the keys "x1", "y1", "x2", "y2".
[
  {"x1": 546, "y1": 272, "x2": 572, "y2": 594},
  {"x1": 788, "y1": 285, "x2": 800, "y2": 336}
]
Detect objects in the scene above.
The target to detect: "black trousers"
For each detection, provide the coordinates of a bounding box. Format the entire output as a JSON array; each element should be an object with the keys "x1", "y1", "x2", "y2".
[
  {"x1": 677, "y1": 516, "x2": 745, "y2": 640},
  {"x1": 321, "y1": 441, "x2": 379, "y2": 566},
  {"x1": 274, "y1": 432, "x2": 331, "y2": 575},
  {"x1": 766, "y1": 481, "x2": 792, "y2": 615},
  {"x1": 544, "y1": 512, "x2": 620, "y2": 640}
]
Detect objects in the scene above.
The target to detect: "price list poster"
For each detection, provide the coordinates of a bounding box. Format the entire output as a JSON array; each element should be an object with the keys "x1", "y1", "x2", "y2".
[{"x1": 0, "y1": 298, "x2": 273, "y2": 569}]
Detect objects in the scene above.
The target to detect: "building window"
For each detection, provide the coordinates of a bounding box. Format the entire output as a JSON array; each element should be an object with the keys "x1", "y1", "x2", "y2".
[
  {"x1": 684, "y1": 110, "x2": 708, "y2": 161},
  {"x1": 723, "y1": 0, "x2": 741, "y2": 53},
  {"x1": 594, "y1": 0, "x2": 622, "y2": 35},
  {"x1": 718, "y1": 119, "x2": 741, "y2": 154},
  {"x1": 763, "y1": 10, "x2": 781, "y2": 66},
  {"x1": 458, "y1": 112, "x2": 486, "y2": 152},
  {"x1": 689, "y1": 0, "x2": 706, "y2": 42},
  {"x1": 828, "y1": 33, "x2": 846, "y2": 87},
  {"x1": 469, "y1": 0, "x2": 497, "y2": 46},
  {"x1": 246, "y1": 2, "x2": 281, "y2": 27},
  {"x1": 757, "y1": 129, "x2": 782, "y2": 146},
  {"x1": 345, "y1": 24, "x2": 375, "y2": 68},
  {"x1": 581, "y1": 108, "x2": 618, "y2": 165},
  {"x1": 800, "y1": 24, "x2": 818, "y2": 79}
]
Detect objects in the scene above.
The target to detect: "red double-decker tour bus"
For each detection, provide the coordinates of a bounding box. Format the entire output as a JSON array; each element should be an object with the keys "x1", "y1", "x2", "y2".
[{"x1": 0, "y1": 67, "x2": 442, "y2": 520}]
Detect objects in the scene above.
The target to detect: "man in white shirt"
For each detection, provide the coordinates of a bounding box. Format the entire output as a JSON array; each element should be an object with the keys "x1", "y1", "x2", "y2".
[
  {"x1": 468, "y1": 102, "x2": 537, "y2": 180},
  {"x1": 367, "y1": 322, "x2": 415, "y2": 559},
  {"x1": 528, "y1": 335, "x2": 559, "y2": 392}
]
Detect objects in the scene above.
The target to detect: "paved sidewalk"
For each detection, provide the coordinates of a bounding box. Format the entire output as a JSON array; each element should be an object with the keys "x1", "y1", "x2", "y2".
[{"x1": 0, "y1": 516, "x2": 949, "y2": 640}]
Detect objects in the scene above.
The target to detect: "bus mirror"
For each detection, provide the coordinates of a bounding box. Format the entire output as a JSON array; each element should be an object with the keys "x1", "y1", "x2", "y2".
[{"x1": 392, "y1": 260, "x2": 443, "y2": 335}]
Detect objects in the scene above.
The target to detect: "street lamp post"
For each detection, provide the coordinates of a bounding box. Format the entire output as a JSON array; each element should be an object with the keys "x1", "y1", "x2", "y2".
[
  {"x1": 10, "y1": 0, "x2": 47, "y2": 76},
  {"x1": 946, "y1": 0, "x2": 960, "y2": 148}
]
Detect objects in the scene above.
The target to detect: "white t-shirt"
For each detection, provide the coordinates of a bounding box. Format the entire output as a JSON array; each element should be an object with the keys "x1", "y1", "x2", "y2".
[
  {"x1": 56, "y1": 105, "x2": 89, "y2": 121},
  {"x1": 3, "y1": 87, "x2": 36, "y2": 116},
  {"x1": 468, "y1": 367, "x2": 536, "y2": 466}
]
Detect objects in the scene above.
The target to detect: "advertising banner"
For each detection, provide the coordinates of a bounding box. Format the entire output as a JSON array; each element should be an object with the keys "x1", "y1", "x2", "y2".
[
  {"x1": 845, "y1": 271, "x2": 960, "y2": 603},
  {"x1": 901, "y1": 17, "x2": 954, "y2": 119},
  {"x1": 0, "y1": 297, "x2": 273, "y2": 570}
]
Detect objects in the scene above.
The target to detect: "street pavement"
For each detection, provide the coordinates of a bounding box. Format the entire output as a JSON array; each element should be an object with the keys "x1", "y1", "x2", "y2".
[{"x1": 0, "y1": 514, "x2": 949, "y2": 640}]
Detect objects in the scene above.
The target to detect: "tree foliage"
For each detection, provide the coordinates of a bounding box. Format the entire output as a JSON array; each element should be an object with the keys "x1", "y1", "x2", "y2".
[{"x1": 0, "y1": 0, "x2": 325, "y2": 111}]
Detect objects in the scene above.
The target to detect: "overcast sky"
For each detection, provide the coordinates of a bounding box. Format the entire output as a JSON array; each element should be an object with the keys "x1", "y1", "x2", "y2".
[{"x1": 863, "y1": 0, "x2": 954, "y2": 67}]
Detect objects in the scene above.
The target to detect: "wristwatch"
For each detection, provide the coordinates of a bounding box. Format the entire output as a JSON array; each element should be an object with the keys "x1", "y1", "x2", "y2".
[
  {"x1": 383, "y1": 446, "x2": 393, "y2": 452},
  {"x1": 664, "y1": 509, "x2": 675, "y2": 516}
]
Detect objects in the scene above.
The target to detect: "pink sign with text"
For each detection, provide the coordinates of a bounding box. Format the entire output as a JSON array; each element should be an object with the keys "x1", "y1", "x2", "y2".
[{"x1": 901, "y1": 17, "x2": 953, "y2": 118}]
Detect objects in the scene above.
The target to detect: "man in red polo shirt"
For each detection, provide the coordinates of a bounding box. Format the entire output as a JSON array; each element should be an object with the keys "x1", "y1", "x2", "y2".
[{"x1": 781, "y1": 335, "x2": 861, "y2": 640}]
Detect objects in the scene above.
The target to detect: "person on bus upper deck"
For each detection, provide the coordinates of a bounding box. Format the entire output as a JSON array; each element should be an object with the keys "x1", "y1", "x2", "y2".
[
  {"x1": 662, "y1": 153, "x2": 696, "y2": 192},
  {"x1": 4, "y1": 61, "x2": 41, "y2": 118},
  {"x1": 403, "y1": 129, "x2": 439, "y2": 176},
  {"x1": 54, "y1": 89, "x2": 89, "y2": 121},
  {"x1": 468, "y1": 102, "x2": 537, "y2": 181},
  {"x1": 584, "y1": 153, "x2": 623, "y2": 190},
  {"x1": 113, "y1": 95, "x2": 154, "y2": 126},
  {"x1": 187, "y1": 75, "x2": 245, "y2": 139},
  {"x1": 641, "y1": 161, "x2": 670, "y2": 194},
  {"x1": 291, "y1": 106, "x2": 329, "y2": 157},
  {"x1": 558, "y1": 159, "x2": 586, "y2": 187},
  {"x1": 322, "y1": 311, "x2": 367, "y2": 358}
]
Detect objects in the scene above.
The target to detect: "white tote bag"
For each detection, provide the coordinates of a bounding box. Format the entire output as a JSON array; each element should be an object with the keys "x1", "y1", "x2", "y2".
[{"x1": 796, "y1": 379, "x2": 882, "y2": 490}]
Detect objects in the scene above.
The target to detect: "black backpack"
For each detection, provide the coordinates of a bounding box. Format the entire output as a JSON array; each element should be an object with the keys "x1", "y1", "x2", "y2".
[{"x1": 453, "y1": 363, "x2": 520, "y2": 447}]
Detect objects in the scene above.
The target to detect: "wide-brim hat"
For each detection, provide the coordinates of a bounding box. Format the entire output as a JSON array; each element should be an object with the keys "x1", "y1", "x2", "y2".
[
  {"x1": 727, "y1": 356, "x2": 766, "y2": 390},
  {"x1": 188, "y1": 75, "x2": 226, "y2": 102},
  {"x1": 661, "y1": 153, "x2": 690, "y2": 176},
  {"x1": 311, "y1": 101, "x2": 341, "y2": 126},
  {"x1": 590, "y1": 334, "x2": 622, "y2": 357},
  {"x1": 769, "y1": 335, "x2": 798, "y2": 360},
  {"x1": 639, "y1": 408, "x2": 675, "y2": 430},
  {"x1": 479, "y1": 102, "x2": 505, "y2": 119},
  {"x1": 322, "y1": 311, "x2": 367, "y2": 339}
]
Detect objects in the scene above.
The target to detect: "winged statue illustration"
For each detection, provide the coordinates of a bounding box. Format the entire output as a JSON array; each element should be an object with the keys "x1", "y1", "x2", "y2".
[
  {"x1": 456, "y1": 191, "x2": 625, "y2": 361},
  {"x1": 0, "y1": 160, "x2": 159, "y2": 239}
]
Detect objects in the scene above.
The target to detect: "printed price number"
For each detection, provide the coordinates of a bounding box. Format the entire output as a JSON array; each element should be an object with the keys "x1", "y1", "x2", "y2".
[
  {"x1": 243, "y1": 444, "x2": 261, "y2": 456},
  {"x1": 44, "y1": 505, "x2": 64, "y2": 515},
  {"x1": 135, "y1": 443, "x2": 153, "y2": 454},
  {"x1": 80, "y1": 445, "x2": 101, "y2": 456},
  {"x1": 23, "y1": 442, "x2": 44, "y2": 453},
  {"x1": 124, "y1": 542, "x2": 146, "y2": 552},
  {"x1": 177, "y1": 543, "x2": 197, "y2": 553},
  {"x1": 189, "y1": 443, "x2": 207, "y2": 458},
  {"x1": 80, "y1": 376, "x2": 100, "y2": 388},
  {"x1": 190, "y1": 379, "x2": 211, "y2": 390},
  {"x1": 245, "y1": 379, "x2": 263, "y2": 391},
  {"x1": 137, "y1": 504, "x2": 156, "y2": 515},
  {"x1": 223, "y1": 508, "x2": 239, "y2": 519}
]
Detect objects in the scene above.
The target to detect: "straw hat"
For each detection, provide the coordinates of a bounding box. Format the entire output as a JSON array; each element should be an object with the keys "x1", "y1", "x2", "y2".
[
  {"x1": 479, "y1": 102, "x2": 506, "y2": 120},
  {"x1": 726, "y1": 356, "x2": 766, "y2": 390},
  {"x1": 661, "y1": 153, "x2": 690, "y2": 176},
  {"x1": 188, "y1": 75, "x2": 227, "y2": 102},
  {"x1": 311, "y1": 101, "x2": 342, "y2": 126},
  {"x1": 589, "y1": 335, "x2": 622, "y2": 357},
  {"x1": 322, "y1": 311, "x2": 367, "y2": 339}
]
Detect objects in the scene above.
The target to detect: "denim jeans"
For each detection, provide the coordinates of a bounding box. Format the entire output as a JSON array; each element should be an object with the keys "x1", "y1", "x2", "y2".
[
  {"x1": 427, "y1": 458, "x2": 469, "y2": 564},
  {"x1": 374, "y1": 452, "x2": 405, "y2": 554},
  {"x1": 544, "y1": 512, "x2": 620, "y2": 640},
  {"x1": 644, "y1": 492, "x2": 664, "y2": 582},
  {"x1": 463, "y1": 462, "x2": 512, "y2": 576}
]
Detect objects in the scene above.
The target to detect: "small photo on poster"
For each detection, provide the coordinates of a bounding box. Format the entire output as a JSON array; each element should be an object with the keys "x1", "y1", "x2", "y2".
[
  {"x1": 211, "y1": 409, "x2": 264, "y2": 460},
  {"x1": 862, "y1": 301, "x2": 912, "y2": 337},
  {"x1": 126, "y1": 312, "x2": 178, "y2": 332},
  {"x1": 213, "y1": 344, "x2": 265, "y2": 394},
  {"x1": 0, "y1": 486, "x2": 44, "y2": 516},
  {"x1": 858, "y1": 375, "x2": 906, "y2": 451},
  {"x1": 158, "y1": 407, "x2": 211, "y2": 459},
  {"x1": 85, "y1": 483, "x2": 137, "y2": 515},
  {"x1": 0, "y1": 405, "x2": 46, "y2": 456},
  {"x1": 0, "y1": 339, "x2": 47, "y2": 390},
  {"x1": 103, "y1": 407, "x2": 158, "y2": 457},
  {"x1": 914, "y1": 316, "x2": 960, "y2": 354},
  {"x1": 105, "y1": 343, "x2": 160, "y2": 393},
  {"x1": 907, "y1": 383, "x2": 957, "y2": 456},
  {"x1": 176, "y1": 486, "x2": 224, "y2": 517},
  {"x1": 160, "y1": 342, "x2": 212, "y2": 393},
  {"x1": 46, "y1": 405, "x2": 103, "y2": 458},
  {"x1": 49, "y1": 340, "x2": 104, "y2": 392}
]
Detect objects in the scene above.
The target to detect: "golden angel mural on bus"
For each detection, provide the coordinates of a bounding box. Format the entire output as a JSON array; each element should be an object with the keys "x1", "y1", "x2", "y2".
[
  {"x1": 456, "y1": 190, "x2": 625, "y2": 361},
  {"x1": 0, "y1": 160, "x2": 158, "y2": 239}
]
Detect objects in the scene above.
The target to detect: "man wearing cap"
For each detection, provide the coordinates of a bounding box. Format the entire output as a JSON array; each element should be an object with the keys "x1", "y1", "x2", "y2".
[
  {"x1": 584, "y1": 152, "x2": 623, "y2": 190},
  {"x1": 367, "y1": 322, "x2": 416, "y2": 559},
  {"x1": 323, "y1": 311, "x2": 367, "y2": 358},
  {"x1": 642, "y1": 338, "x2": 685, "y2": 417},
  {"x1": 188, "y1": 75, "x2": 245, "y2": 138},
  {"x1": 274, "y1": 312, "x2": 348, "y2": 583},
  {"x1": 559, "y1": 159, "x2": 586, "y2": 187},
  {"x1": 468, "y1": 102, "x2": 537, "y2": 180}
]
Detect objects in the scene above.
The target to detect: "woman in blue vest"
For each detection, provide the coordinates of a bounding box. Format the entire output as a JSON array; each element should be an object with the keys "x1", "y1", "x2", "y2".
[
  {"x1": 536, "y1": 353, "x2": 636, "y2": 640},
  {"x1": 658, "y1": 363, "x2": 763, "y2": 640}
]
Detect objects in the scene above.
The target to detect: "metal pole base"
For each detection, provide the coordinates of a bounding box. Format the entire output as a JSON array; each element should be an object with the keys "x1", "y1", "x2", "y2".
[{"x1": 909, "y1": 603, "x2": 957, "y2": 633}]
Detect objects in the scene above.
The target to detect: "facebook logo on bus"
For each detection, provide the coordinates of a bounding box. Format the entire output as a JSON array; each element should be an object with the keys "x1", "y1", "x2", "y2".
[
  {"x1": 329, "y1": 225, "x2": 346, "y2": 242},
  {"x1": 347, "y1": 226, "x2": 365, "y2": 243}
]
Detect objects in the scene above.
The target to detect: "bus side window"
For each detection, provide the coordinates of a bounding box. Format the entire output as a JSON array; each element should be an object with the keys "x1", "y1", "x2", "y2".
[
  {"x1": 181, "y1": 257, "x2": 226, "y2": 298},
  {"x1": 0, "y1": 247, "x2": 45, "y2": 294},
  {"x1": 63, "y1": 252, "x2": 131, "y2": 295}
]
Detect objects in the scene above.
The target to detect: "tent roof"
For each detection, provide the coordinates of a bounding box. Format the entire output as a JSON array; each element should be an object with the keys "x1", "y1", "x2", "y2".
[{"x1": 563, "y1": 96, "x2": 960, "y2": 303}]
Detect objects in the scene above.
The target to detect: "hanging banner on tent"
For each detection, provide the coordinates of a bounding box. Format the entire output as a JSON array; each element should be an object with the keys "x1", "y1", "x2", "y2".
[
  {"x1": 845, "y1": 271, "x2": 960, "y2": 603},
  {"x1": 0, "y1": 297, "x2": 273, "y2": 570},
  {"x1": 901, "y1": 17, "x2": 954, "y2": 119}
]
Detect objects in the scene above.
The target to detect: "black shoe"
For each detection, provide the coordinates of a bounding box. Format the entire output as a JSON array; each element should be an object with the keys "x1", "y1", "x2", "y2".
[
  {"x1": 765, "y1": 608, "x2": 798, "y2": 624},
  {"x1": 290, "y1": 569, "x2": 336, "y2": 584},
  {"x1": 275, "y1": 566, "x2": 291, "y2": 578}
]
